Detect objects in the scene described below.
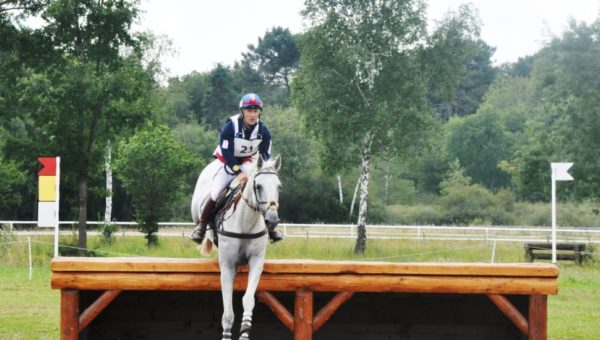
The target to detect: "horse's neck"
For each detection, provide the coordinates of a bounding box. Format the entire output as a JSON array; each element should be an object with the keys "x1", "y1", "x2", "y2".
[{"x1": 231, "y1": 175, "x2": 262, "y2": 230}]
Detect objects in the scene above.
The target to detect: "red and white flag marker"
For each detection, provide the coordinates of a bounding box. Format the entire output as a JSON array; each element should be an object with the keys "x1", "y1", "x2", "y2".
[
  {"x1": 38, "y1": 157, "x2": 60, "y2": 257},
  {"x1": 551, "y1": 162, "x2": 573, "y2": 264}
]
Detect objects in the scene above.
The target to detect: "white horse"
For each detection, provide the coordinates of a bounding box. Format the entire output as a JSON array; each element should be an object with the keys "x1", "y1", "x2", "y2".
[{"x1": 191, "y1": 155, "x2": 282, "y2": 340}]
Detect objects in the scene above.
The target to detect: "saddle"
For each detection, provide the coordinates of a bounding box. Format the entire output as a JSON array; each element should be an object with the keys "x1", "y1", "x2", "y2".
[{"x1": 206, "y1": 181, "x2": 244, "y2": 247}]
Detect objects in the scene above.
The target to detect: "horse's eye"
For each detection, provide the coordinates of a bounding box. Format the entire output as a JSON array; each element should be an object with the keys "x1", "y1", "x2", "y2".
[{"x1": 256, "y1": 184, "x2": 262, "y2": 191}]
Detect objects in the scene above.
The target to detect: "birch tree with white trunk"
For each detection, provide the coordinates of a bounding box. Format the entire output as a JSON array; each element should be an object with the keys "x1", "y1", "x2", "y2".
[{"x1": 294, "y1": 0, "x2": 481, "y2": 253}]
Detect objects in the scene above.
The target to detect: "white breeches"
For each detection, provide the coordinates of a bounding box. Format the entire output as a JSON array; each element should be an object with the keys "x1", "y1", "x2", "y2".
[{"x1": 210, "y1": 162, "x2": 254, "y2": 201}]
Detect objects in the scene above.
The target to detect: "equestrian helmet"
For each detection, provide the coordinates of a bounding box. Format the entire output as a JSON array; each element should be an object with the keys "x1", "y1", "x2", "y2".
[{"x1": 239, "y1": 93, "x2": 263, "y2": 110}]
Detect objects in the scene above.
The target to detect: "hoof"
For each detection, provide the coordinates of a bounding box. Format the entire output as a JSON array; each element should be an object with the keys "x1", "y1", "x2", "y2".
[{"x1": 239, "y1": 322, "x2": 251, "y2": 339}]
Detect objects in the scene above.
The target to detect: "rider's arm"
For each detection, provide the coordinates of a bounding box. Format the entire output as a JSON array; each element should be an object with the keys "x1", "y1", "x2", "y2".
[
  {"x1": 259, "y1": 125, "x2": 272, "y2": 161},
  {"x1": 219, "y1": 121, "x2": 241, "y2": 175}
]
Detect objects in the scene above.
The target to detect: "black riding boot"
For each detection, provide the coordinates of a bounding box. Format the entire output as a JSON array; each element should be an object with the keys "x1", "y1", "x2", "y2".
[
  {"x1": 267, "y1": 222, "x2": 284, "y2": 243},
  {"x1": 189, "y1": 198, "x2": 216, "y2": 244}
]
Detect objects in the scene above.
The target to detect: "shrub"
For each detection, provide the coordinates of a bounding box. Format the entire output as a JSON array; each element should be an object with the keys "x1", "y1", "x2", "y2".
[{"x1": 100, "y1": 223, "x2": 119, "y2": 245}]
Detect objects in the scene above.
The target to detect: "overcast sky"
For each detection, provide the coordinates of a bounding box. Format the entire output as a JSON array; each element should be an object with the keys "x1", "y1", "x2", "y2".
[{"x1": 136, "y1": 0, "x2": 600, "y2": 77}]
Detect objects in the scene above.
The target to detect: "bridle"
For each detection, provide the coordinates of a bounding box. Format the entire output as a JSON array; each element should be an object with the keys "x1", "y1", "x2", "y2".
[
  {"x1": 244, "y1": 170, "x2": 279, "y2": 216},
  {"x1": 217, "y1": 169, "x2": 279, "y2": 240}
]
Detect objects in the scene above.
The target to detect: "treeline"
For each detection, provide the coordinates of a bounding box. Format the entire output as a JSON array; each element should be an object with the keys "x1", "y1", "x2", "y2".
[{"x1": 2, "y1": 1, "x2": 600, "y2": 249}]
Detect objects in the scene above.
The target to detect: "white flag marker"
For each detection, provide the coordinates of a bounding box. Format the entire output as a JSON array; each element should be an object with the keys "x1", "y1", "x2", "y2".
[{"x1": 551, "y1": 162, "x2": 574, "y2": 264}]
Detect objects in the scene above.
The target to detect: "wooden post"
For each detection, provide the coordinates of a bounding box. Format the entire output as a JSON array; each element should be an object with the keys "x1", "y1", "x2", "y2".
[
  {"x1": 313, "y1": 292, "x2": 354, "y2": 332},
  {"x1": 294, "y1": 288, "x2": 313, "y2": 340},
  {"x1": 79, "y1": 289, "x2": 121, "y2": 331},
  {"x1": 257, "y1": 291, "x2": 294, "y2": 331},
  {"x1": 487, "y1": 294, "x2": 528, "y2": 335},
  {"x1": 529, "y1": 295, "x2": 547, "y2": 340},
  {"x1": 61, "y1": 289, "x2": 79, "y2": 340}
]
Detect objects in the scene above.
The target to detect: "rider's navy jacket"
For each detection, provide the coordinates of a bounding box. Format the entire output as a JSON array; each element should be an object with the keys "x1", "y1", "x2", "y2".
[{"x1": 214, "y1": 114, "x2": 272, "y2": 175}]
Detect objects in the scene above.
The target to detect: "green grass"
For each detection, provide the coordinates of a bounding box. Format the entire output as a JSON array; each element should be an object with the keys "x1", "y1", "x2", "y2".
[
  {"x1": 1, "y1": 235, "x2": 599, "y2": 339},
  {"x1": 549, "y1": 263, "x2": 600, "y2": 340},
  {"x1": 0, "y1": 266, "x2": 59, "y2": 340}
]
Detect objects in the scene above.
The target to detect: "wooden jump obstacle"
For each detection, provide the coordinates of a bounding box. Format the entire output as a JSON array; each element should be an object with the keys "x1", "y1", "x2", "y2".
[
  {"x1": 51, "y1": 257, "x2": 558, "y2": 340},
  {"x1": 525, "y1": 242, "x2": 588, "y2": 264}
]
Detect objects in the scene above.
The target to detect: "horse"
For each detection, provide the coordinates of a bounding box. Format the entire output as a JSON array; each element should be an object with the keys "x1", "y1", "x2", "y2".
[{"x1": 191, "y1": 155, "x2": 282, "y2": 340}]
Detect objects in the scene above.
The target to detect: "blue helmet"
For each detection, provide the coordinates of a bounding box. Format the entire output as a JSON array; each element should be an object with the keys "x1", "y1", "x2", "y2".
[{"x1": 239, "y1": 93, "x2": 263, "y2": 110}]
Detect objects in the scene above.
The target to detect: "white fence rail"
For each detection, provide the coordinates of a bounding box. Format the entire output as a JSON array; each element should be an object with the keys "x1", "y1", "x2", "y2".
[{"x1": 3, "y1": 221, "x2": 600, "y2": 244}]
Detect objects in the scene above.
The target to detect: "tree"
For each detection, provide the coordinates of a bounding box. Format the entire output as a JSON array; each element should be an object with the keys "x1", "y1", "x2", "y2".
[
  {"x1": 114, "y1": 124, "x2": 195, "y2": 246},
  {"x1": 444, "y1": 111, "x2": 512, "y2": 190},
  {"x1": 510, "y1": 19, "x2": 600, "y2": 203},
  {"x1": 424, "y1": 4, "x2": 485, "y2": 119},
  {"x1": 243, "y1": 27, "x2": 300, "y2": 96},
  {"x1": 267, "y1": 106, "x2": 347, "y2": 222},
  {"x1": 450, "y1": 40, "x2": 496, "y2": 117},
  {"x1": 295, "y1": 0, "x2": 443, "y2": 254},
  {"x1": 15, "y1": 0, "x2": 157, "y2": 251},
  {"x1": 203, "y1": 64, "x2": 238, "y2": 129},
  {"x1": 0, "y1": 128, "x2": 27, "y2": 212}
]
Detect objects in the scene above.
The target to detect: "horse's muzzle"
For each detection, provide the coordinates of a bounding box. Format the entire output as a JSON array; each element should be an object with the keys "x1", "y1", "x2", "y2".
[{"x1": 264, "y1": 208, "x2": 279, "y2": 228}]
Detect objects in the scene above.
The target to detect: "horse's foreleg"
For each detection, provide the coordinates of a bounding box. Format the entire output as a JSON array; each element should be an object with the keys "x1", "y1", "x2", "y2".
[
  {"x1": 220, "y1": 264, "x2": 236, "y2": 340},
  {"x1": 239, "y1": 256, "x2": 265, "y2": 340}
]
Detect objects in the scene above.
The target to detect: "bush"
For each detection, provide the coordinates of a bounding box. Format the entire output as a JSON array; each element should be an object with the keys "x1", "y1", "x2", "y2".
[
  {"x1": 100, "y1": 223, "x2": 119, "y2": 245},
  {"x1": 386, "y1": 204, "x2": 444, "y2": 225}
]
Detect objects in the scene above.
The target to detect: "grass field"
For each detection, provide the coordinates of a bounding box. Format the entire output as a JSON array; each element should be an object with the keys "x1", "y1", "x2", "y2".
[{"x1": 0, "y1": 234, "x2": 598, "y2": 339}]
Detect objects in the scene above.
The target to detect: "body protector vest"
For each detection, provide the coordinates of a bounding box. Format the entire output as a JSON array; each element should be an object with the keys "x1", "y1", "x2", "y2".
[
  {"x1": 232, "y1": 114, "x2": 263, "y2": 157},
  {"x1": 215, "y1": 114, "x2": 263, "y2": 159}
]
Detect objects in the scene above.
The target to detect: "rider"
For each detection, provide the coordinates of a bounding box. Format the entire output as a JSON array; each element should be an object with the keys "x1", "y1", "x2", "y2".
[{"x1": 190, "y1": 93, "x2": 284, "y2": 244}]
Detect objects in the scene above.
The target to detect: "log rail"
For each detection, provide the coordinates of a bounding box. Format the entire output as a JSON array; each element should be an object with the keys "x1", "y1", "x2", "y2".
[{"x1": 51, "y1": 257, "x2": 559, "y2": 340}]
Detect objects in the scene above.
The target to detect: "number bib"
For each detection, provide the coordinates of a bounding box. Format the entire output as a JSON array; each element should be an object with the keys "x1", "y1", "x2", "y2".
[{"x1": 233, "y1": 137, "x2": 262, "y2": 157}]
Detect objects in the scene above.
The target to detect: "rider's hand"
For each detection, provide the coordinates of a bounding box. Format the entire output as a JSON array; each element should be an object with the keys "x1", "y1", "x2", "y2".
[{"x1": 236, "y1": 173, "x2": 248, "y2": 186}]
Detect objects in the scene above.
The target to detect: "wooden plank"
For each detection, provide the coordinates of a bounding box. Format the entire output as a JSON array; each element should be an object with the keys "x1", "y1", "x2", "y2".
[
  {"x1": 51, "y1": 257, "x2": 559, "y2": 278},
  {"x1": 294, "y1": 288, "x2": 313, "y2": 340},
  {"x1": 529, "y1": 253, "x2": 577, "y2": 261},
  {"x1": 52, "y1": 272, "x2": 558, "y2": 295},
  {"x1": 526, "y1": 243, "x2": 585, "y2": 250},
  {"x1": 487, "y1": 294, "x2": 528, "y2": 335},
  {"x1": 529, "y1": 295, "x2": 547, "y2": 340},
  {"x1": 313, "y1": 292, "x2": 354, "y2": 332},
  {"x1": 257, "y1": 291, "x2": 294, "y2": 331},
  {"x1": 79, "y1": 289, "x2": 121, "y2": 331},
  {"x1": 61, "y1": 290, "x2": 79, "y2": 340}
]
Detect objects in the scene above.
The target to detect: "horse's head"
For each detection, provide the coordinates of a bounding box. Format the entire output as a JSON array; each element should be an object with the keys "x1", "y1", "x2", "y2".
[{"x1": 251, "y1": 155, "x2": 282, "y2": 227}]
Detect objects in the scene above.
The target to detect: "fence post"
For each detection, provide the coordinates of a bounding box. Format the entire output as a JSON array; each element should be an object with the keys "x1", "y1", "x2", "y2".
[
  {"x1": 28, "y1": 236, "x2": 33, "y2": 281},
  {"x1": 490, "y1": 240, "x2": 497, "y2": 263},
  {"x1": 485, "y1": 228, "x2": 489, "y2": 246}
]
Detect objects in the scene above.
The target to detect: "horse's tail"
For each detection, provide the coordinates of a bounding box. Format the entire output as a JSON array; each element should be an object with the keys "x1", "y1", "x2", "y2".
[{"x1": 199, "y1": 230, "x2": 214, "y2": 256}]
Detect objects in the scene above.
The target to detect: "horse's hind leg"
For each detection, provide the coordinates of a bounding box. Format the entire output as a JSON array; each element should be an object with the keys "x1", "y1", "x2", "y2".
[
  {"x1": 220, "y1": 264, "x2": 236, "y2": 340},
  {"x1": 239, "y1": 256, "x2": 265, "y2": 340}
]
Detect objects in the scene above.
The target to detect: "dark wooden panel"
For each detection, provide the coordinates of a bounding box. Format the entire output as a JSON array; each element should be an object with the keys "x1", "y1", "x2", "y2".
[{"x1": 79, "y1": 290, "x2": 528, "y2": 340}]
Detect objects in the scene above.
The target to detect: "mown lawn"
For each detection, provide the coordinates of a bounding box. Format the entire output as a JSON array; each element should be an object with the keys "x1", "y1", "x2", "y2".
[
  {"x1": 0, "y1": 235, "x2": 598, "y2": 339},
  {"x1": 0, "y1": 266, "x2": 59, "y2": 340}
]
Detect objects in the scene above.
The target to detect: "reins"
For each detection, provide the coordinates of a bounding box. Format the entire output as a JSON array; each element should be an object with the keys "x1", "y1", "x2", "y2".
[{"x1": 217, "y1": 168, "x2": 278, "y2": 240}]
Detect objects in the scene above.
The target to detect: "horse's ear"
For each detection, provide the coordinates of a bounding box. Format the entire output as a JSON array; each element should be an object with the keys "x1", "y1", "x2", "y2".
[
  {"x1": 257, "y1": 155, "x2": 264, "y2": 169},
  {"x1": 272, "y1": 154, "x2": 281, "y2": 171}
]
